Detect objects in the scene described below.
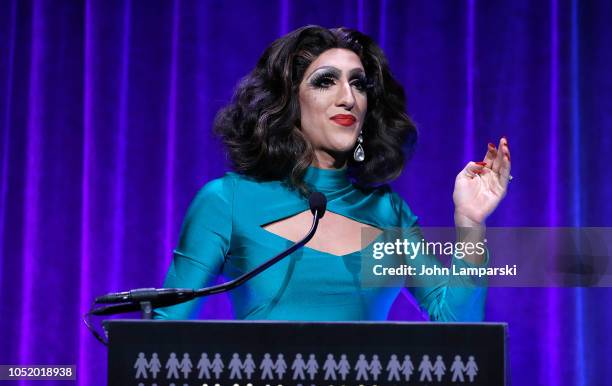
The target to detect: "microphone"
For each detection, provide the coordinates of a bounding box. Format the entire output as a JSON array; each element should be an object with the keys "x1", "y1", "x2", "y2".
[
  {"x1": 309, "y1": 191, "x2": 327, "y2": 219},
  {"x1": 92, "y1": 192, "x2": 327, "y2": 315}
]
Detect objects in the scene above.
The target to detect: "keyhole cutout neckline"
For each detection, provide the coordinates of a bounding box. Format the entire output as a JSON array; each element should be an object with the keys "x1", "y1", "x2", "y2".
[
  {"x1": 260, "y1": 166, "x2": 383, "y2": 257},
  {"x1": 261, "y1": 210, "x2": 383, "y2": 257}
]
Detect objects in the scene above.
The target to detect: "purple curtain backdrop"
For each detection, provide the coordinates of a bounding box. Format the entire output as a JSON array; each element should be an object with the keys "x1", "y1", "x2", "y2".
[{"x1": 1, "y1": 0, "x2": 611, "y2": 385}]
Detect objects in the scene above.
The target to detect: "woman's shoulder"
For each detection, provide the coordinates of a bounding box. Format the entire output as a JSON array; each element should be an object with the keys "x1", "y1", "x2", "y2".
[
  {"x1": 361, "y1": 184, "x2": 418, "y2": 227},
  {"x1": 195, "y1": 171, "x2": 292, "y2": 203},
  {"x1": 194, "y1": 172, "x2": 238, "y2": 200}
]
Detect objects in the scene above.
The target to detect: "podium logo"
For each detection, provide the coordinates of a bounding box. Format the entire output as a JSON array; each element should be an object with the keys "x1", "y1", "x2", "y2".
[{"x1": 132, "y1": 351, "x2": 479, "y2": 384}]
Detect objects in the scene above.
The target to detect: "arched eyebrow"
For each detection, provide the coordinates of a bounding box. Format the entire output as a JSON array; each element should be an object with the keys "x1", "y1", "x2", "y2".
[{"x1": 306, "y1": 66, "x2": 366, "y2": 81}]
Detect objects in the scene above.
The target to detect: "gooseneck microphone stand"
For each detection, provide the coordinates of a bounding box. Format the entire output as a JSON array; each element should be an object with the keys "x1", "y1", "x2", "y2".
[{"x1": 84, "y1": 192, "x2": 327, "y2": 345}]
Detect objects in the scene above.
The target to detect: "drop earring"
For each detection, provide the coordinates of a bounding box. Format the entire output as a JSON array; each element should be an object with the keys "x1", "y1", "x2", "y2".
[{"x1": 353, "y1": 130, "x2": 365, "y2": 162}]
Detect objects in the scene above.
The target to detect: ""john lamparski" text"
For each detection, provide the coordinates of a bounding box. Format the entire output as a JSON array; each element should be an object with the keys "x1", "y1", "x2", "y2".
[{"x1": 373, "y1": 264, "x2": 518, "y2": 278}]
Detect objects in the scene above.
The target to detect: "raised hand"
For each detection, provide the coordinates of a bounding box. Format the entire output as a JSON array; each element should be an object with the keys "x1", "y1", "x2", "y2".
[{"x1": 453, "y1": 137, "x2": 512, "y2": 226}]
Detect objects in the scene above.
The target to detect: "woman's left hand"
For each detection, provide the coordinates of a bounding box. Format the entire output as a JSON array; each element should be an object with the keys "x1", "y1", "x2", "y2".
[{"x1": 453, "y1": 137, "x2": 512, "y2": 226}]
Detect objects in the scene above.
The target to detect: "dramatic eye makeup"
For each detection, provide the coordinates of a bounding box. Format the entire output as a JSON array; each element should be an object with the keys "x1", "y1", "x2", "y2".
[
  {"x1": 307, "y1": 67, "x2": 369, "y2": 92},
  {"x1": 350, "y1": 73, "x2": 370, "y2": 92},
  {"x1": 309, "y1": 71, "x2": 338, "y2": 89}
]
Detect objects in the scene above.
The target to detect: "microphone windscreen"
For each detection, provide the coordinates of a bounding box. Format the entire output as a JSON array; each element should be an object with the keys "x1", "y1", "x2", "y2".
[{"x1": 309, "y1": 191, "x2": 327, "y2": 219}]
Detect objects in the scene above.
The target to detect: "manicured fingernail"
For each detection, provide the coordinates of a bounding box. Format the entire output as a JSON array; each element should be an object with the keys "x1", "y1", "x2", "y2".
[
  {"x1": 488, "y1": 143, "x2": 496, "y2": 148},
  {"x1": 475, "y1": 161, "x2": 487, "y2": 166},
  {"x1": 474, "y1": 170, "x2": 483, "y2": 174}
]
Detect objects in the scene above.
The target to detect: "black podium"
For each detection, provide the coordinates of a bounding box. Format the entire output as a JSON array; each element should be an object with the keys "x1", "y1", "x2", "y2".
[{"x1": 105, "y1": 320, "x2": 508, "y2": 386}]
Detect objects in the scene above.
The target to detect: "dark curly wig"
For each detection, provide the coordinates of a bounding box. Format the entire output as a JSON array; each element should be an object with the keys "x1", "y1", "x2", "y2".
[{"x1": 214, "y1": 25, "x2": 417, "y2": 195}]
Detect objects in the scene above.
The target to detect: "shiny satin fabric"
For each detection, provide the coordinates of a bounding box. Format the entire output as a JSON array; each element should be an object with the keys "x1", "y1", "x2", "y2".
[{"x1": 154, "y1": 166, "x2": 487, "y2": 321}]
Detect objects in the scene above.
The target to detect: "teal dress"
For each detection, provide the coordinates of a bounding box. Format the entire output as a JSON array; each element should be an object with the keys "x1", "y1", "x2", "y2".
[{"x1": 153, "y1": 166, "x2": 488, "y2": 321}]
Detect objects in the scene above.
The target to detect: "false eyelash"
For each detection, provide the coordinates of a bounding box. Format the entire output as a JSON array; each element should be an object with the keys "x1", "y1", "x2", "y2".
[
  {"x1": 309, "y1": 72, "x2": 338, "y2": 89},
  {"x1": 309, "y1": 72, "x2": 373, "y2": 92},
  {"x1": 352, "y1": 74, "x2": 374, "y2": 91}
]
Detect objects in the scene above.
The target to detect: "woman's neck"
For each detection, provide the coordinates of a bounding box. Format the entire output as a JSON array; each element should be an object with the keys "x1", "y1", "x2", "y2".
[{"x1": 311, "y1": 149, "x2": 348, "y2": 170}]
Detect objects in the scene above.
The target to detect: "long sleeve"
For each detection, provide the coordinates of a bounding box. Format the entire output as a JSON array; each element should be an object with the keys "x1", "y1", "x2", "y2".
[
  {"x1": 153, "y1": 175, "x2": 235, "y2": 319},
  {"x1": 391, "y1": 192, "x2": 489, "y2": 322}
]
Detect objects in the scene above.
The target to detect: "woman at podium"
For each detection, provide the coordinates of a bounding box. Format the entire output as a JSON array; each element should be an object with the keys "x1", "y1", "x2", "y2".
[{"x1": 153, "y1": 25, "x2": 511, "y2": 322}]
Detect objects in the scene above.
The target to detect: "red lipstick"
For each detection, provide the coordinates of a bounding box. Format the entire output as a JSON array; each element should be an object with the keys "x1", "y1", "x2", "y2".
[{"x1": 330, "y1": 114, "x2": 356, "y2": 127}]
